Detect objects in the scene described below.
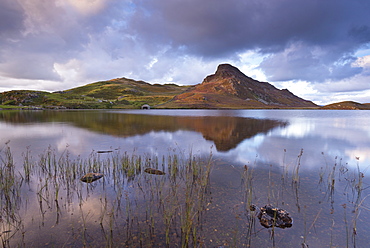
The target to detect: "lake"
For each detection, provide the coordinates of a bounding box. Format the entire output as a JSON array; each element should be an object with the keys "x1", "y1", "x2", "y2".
[{"x1": 0, "y1": 109, "x2": 370, "y2": 247}]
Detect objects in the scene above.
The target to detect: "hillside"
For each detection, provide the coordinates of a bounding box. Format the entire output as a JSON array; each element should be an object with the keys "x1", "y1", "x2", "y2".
[
  {"x1": 320, "y1": 101, "x2": 370, "y2": 110},
  {"x1": 159, "y1": 64, "x2": 317, "y2": 109},
  {"x1": 62, "y1": 77, "x2": 190, "y2": 108},
  {"x1": 0, "y1": 78, "x2": 190, "y2": 109},
  {"x1": 0, "y1": 64, "x2": 319, "y2": 109}
]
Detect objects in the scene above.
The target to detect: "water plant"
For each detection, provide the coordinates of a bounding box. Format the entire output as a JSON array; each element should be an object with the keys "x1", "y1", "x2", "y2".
[{"x1": 1, "y1": 141, "x2": 370, "y2": 247}]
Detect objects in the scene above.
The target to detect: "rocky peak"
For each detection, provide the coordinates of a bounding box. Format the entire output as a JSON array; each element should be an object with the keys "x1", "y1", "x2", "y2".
[
  {"x1": 203, "y1": 63, "x2": 253, "y2": 83},
  {"x1": 168, "y1": 63, "x2": 317, "y2": 108},
  {"x1": 214, "y1": 64, "x2": 245, "y2": 77}
]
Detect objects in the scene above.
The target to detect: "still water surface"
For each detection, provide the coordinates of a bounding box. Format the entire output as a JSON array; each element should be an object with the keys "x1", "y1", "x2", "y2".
[{"x1": 0, "y1": 109, "x2": 370, "y2": 247}]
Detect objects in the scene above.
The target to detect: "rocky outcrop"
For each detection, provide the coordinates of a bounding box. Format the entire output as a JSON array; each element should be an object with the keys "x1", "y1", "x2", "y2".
[{"x1": 166, "y1": 64, "x2": 317, "y2": 109}]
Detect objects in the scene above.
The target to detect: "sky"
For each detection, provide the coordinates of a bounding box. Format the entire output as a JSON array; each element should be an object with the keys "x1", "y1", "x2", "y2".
[{"x1": 1, "y1": 0, "x2": 370, "y2": 105}]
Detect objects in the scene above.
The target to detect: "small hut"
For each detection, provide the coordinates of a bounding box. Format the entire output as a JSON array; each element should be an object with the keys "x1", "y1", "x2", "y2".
[{"x1": 141, "y1": 104, "x2": 150, "y2": 109}]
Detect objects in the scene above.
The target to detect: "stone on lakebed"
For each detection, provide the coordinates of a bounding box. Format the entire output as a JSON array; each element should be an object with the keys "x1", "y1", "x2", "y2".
[{"x1": 80, "y1": 172, "x2": 104, "y2": 183}]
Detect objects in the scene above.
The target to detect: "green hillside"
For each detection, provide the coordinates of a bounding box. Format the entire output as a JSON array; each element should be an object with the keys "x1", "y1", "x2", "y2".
[
  {"x1": 0, "y1": 78, "x2": 190, "y2": 109},
  {"x1": 320, "y1": 101, "x2": 370, "y2": 110}
]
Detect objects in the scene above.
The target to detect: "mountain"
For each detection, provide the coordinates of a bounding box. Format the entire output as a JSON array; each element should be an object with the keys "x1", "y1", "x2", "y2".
[
  {"x1": 159, "y1": 64, "x2": 317, "y2": 109},
  {"x1": 1, "y1": 64, "x2": 317, "y2": 109},
  {"x1": 320, "y1": 101, "x2": 370, "y2": 110}
]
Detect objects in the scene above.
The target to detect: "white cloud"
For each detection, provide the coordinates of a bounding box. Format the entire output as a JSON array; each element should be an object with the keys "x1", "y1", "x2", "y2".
[
  {"x1": 63, "y1": 0, "x2": 108, "y2": 16},
  {"x1": 313, "y1": 55, "x2": 370, "y2": 100},
  {"x1": 354, "y1": 54, "x2": 370, "y2": 68}
]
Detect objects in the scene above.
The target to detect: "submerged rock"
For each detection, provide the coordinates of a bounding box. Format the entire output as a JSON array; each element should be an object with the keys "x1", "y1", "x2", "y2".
[
  {"x1": 253, "y1": 204, "x2": 293, "y2": 229},
  {"x1": 80, "y1": 172, "x2": 104, "y2": 183},
  {"x1": 144, "y1": 168, "x2": 165, "y2": 175}
]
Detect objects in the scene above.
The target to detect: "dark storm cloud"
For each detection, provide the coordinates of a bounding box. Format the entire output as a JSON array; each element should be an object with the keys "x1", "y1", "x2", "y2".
[
  {"x1": 131, "y1": 0, "x2": 370, "y2": 82},
  {"x1": 0, "y1": 0, "x2": 24, "y2": 37},
  {"x1": 132, "y1": 0, "x2": 368, "y2": 54}
]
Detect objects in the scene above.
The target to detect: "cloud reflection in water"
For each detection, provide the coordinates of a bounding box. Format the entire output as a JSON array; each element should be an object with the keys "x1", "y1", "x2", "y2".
[
  {"x1": 1, "y1": 109, "x2": 370, "y2": 246},
  {"x1": 0, "y1": 109, "x2": 369, "y2": 171}
]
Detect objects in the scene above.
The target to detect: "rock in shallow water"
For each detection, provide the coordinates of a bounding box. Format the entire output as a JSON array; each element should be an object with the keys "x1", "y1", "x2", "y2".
[
  {"x1": 254, "y1": 204, "x2": 293, "y2": 229},
  {"x1": 80, "y1": 172, "x2": 104, "y2": 183},
  {"x1": 144, "y1": 168, "x2": 165, "y2": 175}
]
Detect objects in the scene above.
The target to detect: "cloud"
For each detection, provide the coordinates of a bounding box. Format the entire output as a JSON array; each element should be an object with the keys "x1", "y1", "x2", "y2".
[
  {"x1": 129, "y1": 0, "x2": 370, "y2": 84},
  {"x1": 0, "y1": 0, "x2": 370, "y2": 104},
  {"x1": 63, "y1": 0, "x2": 108, "y2": 16},
  {"x1": 131, "y1": 0, "x2": 370, "y2": 53},
  {"x1": 0, "y1": 0, "x2": 121, "y2": 81},
  {"x1": 0, "y1": 0, "x2": 24, "y2": 38},
  {"x1": 315, "y1": 55, "x2": 370, "y2": 92},
  {"x1": 261, "y1": 55, "x2": 370, "y2": 104},
  {"x1": 259, "y1": 42, "x2": 363, "y2": 82}
]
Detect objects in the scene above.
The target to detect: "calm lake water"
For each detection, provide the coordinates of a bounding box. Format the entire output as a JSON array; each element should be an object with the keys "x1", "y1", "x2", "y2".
[{"x1": 1, "y1": 109, "x2": 370, "y2": 247}]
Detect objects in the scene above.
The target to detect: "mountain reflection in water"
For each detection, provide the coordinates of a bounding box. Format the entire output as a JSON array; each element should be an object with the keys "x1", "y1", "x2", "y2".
[
  {"x1": 1, "y1": 109, "x2": 370, "y2": 247},
  {"x1": 0, "y1": 110, "x2": 287, "y2": 152}
]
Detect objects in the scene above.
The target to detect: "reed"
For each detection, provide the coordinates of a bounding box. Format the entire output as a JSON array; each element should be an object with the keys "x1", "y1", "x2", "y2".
[
  {"x1": 0, "y1": 145, "x2": 22, "y2": 224},
  {"x1": 342, "y1": 203, "x2": 349, "y2": 248},
  {"x1": 293, "y1": 148, "x2": 304, "y2": 185},
  {"x1": 292, "y1": 149, "x2": 303, "y2": 213},
  {"x1": 2, "y1": 142, "x2": 370, "y2": 247},
  {"x1": 243, "y1": 160, "x2": 256, "y2": 247},
  {"x1": 348, "y1": 157, "x2": 367, "y2": 247},
  {"x1": 22, "y1": 146, "x2": 34, "y2": 182}
]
